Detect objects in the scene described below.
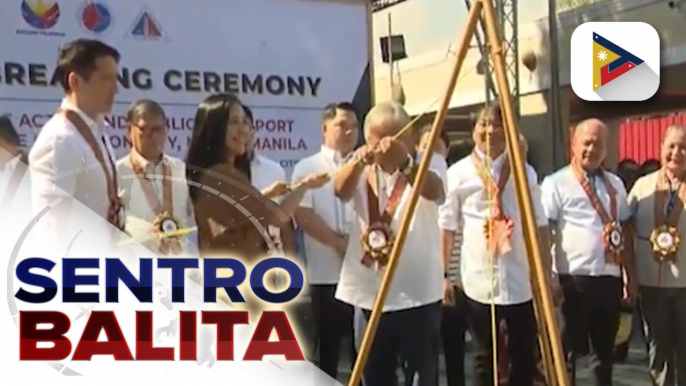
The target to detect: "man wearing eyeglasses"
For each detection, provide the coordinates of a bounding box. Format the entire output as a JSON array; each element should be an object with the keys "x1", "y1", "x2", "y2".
[{"x1": 116, "y1": 99, "x2": 197, "y2": 255}]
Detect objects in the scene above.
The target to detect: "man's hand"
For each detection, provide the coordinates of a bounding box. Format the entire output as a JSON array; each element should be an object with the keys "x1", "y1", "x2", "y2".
[
  {"x1": 442, "y1": 279, "x2": 456, "y2": 306},
  {"x1": 377, "y1": 137, "x2": 409, "y2": 170},
  {"x1": 301, "y1": 172, "x2": 330, "y2": 189},
  {"x1": 262, "y1": 180, "x2": 290, "y2": 199},
  {"x1": 623, "y1": 277, "x2": 638, "y2": 307},
  {"x1": 352, "y1": 144, "x2": 376, "y2": 166},
  {"x1": 333, "y1": 233, "x2": 349, "y2": 259}
]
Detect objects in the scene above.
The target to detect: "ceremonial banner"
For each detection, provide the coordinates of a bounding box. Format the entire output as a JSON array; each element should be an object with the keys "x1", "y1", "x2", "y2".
[{"x1": 0, "y1": 0, "x2": 372, "y2": 175}]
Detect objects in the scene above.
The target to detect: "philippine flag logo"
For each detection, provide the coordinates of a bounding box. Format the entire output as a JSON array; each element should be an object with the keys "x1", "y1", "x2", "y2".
[
  {"x1": 571, "y1": 22, "x2": 660, "y2": 101},
  {"x1": 21, "y1": 0, "x2": 60, "y2": 30}
]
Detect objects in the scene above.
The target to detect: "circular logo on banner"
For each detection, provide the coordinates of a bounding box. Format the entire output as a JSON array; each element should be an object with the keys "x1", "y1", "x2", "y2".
[
  {"x1": 21, "y1": 0, "x2": 60, "y2": 30},
  {"x1": 79, "y1": 1, "x2": 113, "y2": 34}
]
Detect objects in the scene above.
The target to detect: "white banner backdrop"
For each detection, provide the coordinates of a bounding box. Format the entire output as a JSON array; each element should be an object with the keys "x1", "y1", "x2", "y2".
[{"x1": 0, "y1": 0, "x2": 370, "y2": 174}]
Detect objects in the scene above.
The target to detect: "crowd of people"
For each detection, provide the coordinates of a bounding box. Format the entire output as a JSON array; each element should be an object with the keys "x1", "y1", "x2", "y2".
[{"x1": 1, "y1": 38, "x2": 686, "y2": 386}]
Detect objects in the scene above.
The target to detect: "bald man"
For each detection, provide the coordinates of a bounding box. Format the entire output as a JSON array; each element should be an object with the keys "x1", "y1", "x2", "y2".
[
  {"x1": 628, "y1": 125, "x2": 686, "y2": 386},
  {"x1": 541, "y1": 118, "x2": 637, "y2": 386}
]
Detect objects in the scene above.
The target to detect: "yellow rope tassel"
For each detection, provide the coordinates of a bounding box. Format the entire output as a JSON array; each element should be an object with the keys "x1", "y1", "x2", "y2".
[{"x1": 484, "y1": 129, "x2": 500, "y2": 386}]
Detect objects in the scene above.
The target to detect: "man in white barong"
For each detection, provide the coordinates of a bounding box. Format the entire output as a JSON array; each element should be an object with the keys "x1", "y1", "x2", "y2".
[{"x1": 117, "y1": 99, "x2": 197, "y2": 256}]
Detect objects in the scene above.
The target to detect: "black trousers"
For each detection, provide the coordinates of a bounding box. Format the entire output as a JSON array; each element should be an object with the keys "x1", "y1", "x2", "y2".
[
  {"x1": 361, "y1": 301, "x2": 442, "y2": 386},
  {"x1": 559, "y1": 275, "x2": 622, "y2": 386},
  {"x1": 311, "y1": 284, "x2": 355, "y2": 383},
  {"x1": 639, "y1": 286, "x2": 686, "y2": 386},
  {"x1": 467, "y1": 297, "x2": 537, "y2": 386},
  {"x1": 442, "y1": 289, "x2": 469, "y2": 386}
]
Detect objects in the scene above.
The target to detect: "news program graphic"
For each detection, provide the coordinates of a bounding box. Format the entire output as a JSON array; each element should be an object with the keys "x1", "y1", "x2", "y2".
[
  {"x1": 0, "y1": 148, "x2": 332, "y2": 384},
  {"x1": 19, "y1": 0, "x2": 62, "y2": 33},
  {"x1": 570, "y1": 22, "x2": 660, "y2": 101},
  {"x1": 79, "y1": 1, "x2": 113, "y2": 35},
  {"x1": 127, "y1": 7, "x2": 164, "y2": 40}
]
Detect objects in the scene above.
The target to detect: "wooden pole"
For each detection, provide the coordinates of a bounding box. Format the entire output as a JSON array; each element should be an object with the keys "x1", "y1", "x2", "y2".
[
  {"x1": 345, "y1": 2, "x2": 484, "y2": 385},
  {"x1": 532, "y1": 277, "x2": 558, "y2": 386},
  {"x1": 480, "y1": 1, "x2": 570, "y2": 385}
]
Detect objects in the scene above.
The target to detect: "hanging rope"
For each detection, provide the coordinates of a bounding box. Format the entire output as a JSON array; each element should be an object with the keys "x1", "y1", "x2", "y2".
[{"x1": 484, "y1": 124, "x2": 500, "y2": 386}]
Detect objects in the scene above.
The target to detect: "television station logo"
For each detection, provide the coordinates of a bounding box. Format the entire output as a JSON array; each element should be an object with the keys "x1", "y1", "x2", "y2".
[
  {"x1": 125, "y1": 7, "x2": 165, "y2": 41},
  {"x1": 17, "y1": 0, "x2": 65, "y2": 36},
  {"x1": 570, "y1": 22, "x2": 660, "y2": 101},
  {"x1": 78, "y1": 1, "x2": 114, "y2": 35}
]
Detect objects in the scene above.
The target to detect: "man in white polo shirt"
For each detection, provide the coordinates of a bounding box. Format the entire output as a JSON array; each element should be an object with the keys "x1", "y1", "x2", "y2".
[
  {"x1": 541, "y1": 118, "x2": 636, "y2": 386},
  {"x1": 439, "y1": 104, "x2": 556, "y2": 386},
  {"x1": 334, "y1": 101, "x2": 445, "y2": 386},
  {"x1": 292, "y1": 101, "x2": 359, "y2": 382},
  {"x1": 242, "y1": 105, "x2": 289, "y2": 197},
  {"x1": 241, "y1": 105, "x2": 296, "y2": 257},
  {"x1": 30, "y1": 39, "x2": 123, "y2": 246}
]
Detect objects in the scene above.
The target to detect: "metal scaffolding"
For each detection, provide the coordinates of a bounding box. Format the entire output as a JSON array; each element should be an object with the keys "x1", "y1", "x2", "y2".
[
  {"x1": 466, "y1": 0, "x2": 520, "y2": 117},
  {"x1": 371, "y1": 0, "x2": 409, "y2": 12},
  {"x1": 374, "y1": 0, "x2": 521, "y2": 117}
]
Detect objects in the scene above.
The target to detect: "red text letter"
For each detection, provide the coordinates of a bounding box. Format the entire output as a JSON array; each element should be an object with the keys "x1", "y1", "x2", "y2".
[
  {"x1": 20, "y1": 311, "x2": 72, "y2": 360},
  {"x1": 72, "y1": 311, "x2": 133, "y2": 360},
  {"x1": 136, "y1": 311, "x2": 174, "y2": 360},
  {"x1": 244, "y1": 311, "x2": 304, "y2": 360},
  {"x1": 180, "y1": 311, "x2": 197, "y2": 361},
  {"x1": 201, "y1": 311, "x2": 249, "y2": 360}
]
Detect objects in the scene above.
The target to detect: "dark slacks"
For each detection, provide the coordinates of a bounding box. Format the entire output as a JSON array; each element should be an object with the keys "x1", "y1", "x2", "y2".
[
  {"x1": 559, "y1": 275, "x2": 622, "y2": 386},
  {"x1": 640, "y1": 286, "x2": 686, "y2": 386},
  {"x1": 361, "y1": 301, "x2": 442, "y2": 386},
  {"x1": 311, "y1": 284, "x2": 355, "y2": 383},
  {"x1": 442, "y1": 289, "x2": 469, "y2": 386},
  {"x1": 467, "y1": 297, "x2": 537, "y2": 386}
]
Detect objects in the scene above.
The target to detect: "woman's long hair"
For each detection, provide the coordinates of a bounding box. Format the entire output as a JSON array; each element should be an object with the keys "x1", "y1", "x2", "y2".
[
  {"x1": 235, "y1": 105, "x2": 254, "y2": 181},
  {"x1": 186, "y1": 93, "x2": 244, "y2": 201}
]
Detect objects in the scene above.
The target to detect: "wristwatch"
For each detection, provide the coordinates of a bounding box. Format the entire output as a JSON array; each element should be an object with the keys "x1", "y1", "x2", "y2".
[{"x1": 400, "y1": 154, "x2": 415, "y2": 177}]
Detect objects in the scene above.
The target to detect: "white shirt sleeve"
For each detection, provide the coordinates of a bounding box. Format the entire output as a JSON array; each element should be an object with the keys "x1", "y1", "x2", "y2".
[
  {"x1": 430, "y1": 153, "x2": 449, "y2": 190},
  {"x1": 527, "y1": 166, "x2": 548, "y2": 227},
  {"x1": 426, "y1": 153, "x2": 448, "y2": 179},
  {"x1": 626, "y1": 179, "x2": 641, "y2": 219},
  {"x1": 275, "y1": 162, "x2": 287, "y2": 182},
  {"x1": 418, "y1": 152, "x2": 447, "y2": 205},
  {"x1": 540, "y1": 174, "x2": 560, "y2": 222},
  {"x1": 30, "y1": 133, "x2": 82, "y2": 200},
  {"x1": 291, "y1": 160, "x2": 313, "y2": 209},
  {"x1": 438, "y1": 165, "x2": 460, "y2": 231}
]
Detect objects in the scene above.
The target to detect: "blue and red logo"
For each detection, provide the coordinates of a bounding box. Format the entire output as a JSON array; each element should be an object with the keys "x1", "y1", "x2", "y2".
[
  {"x1": 127, "y1": 7, "x2": 164, "y2": 40},
  {"x1": 79, "y1": 1, "x2": 113, "y2": 34},
  {"x1": 21, "y1": 0, "x2": 60, "y2": 30}
]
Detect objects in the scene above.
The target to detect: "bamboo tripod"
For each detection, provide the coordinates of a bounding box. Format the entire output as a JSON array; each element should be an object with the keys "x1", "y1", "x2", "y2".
[{"x1": 345, "y1": 1, "x2": 569, "y2": 385}]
